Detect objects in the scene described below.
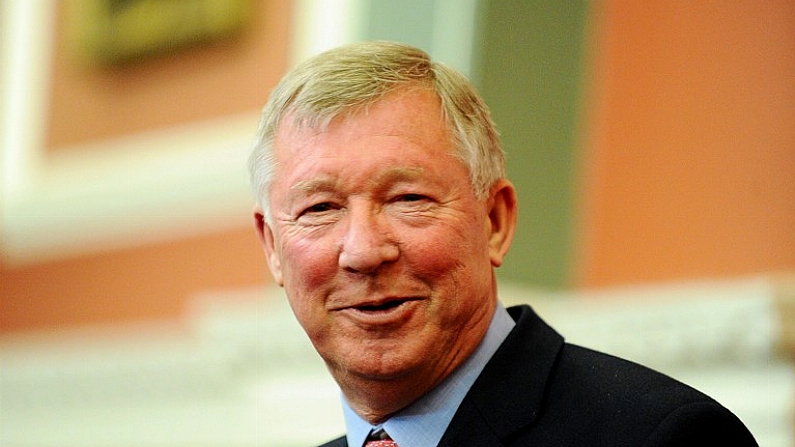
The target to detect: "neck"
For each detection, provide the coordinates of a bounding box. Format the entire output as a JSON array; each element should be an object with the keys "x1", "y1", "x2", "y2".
[{"x1": 338, "y1": 368, "x2": 443, "y2": 424}]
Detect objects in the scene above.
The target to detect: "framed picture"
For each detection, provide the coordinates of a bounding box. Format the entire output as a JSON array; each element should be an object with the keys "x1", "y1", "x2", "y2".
[{"x1": 66, "y1": 0, "x2": 253, "y2": 66}]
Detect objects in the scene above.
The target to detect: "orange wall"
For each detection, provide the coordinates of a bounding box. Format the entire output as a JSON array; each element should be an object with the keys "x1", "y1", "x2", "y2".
[
  {"x1": 575, "y1": 0, "x2": 795, "y2": 287},
  {"x1": 0, "y1": 227, "x2": 269, "y2": 333}
]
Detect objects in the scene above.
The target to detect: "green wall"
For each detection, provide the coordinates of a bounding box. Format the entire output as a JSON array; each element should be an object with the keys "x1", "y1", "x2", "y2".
[
  {"x1": 366, "y1": 0, "x2": 436, "y2": 51},
  {"x1": 473, "y1": 1, "x2": 589, "y2": 289}
]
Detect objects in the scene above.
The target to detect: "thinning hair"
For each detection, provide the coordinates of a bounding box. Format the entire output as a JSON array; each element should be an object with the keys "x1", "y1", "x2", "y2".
[{"x1": 248, "y1": 41, "x2": 505, "y2": 221}]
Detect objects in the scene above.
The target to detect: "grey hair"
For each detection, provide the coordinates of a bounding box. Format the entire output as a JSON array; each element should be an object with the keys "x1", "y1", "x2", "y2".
[{"x1": 248, "y1": 40, "x2": 505, "y2": 222}]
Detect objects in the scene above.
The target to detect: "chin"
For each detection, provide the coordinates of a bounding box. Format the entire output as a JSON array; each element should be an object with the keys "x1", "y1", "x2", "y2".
[{"x1": 328, "y1": 349, "x2": 423, "y2": 382}]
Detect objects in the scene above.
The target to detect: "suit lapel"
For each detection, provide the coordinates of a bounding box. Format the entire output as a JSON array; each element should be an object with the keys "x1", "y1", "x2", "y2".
[{"x1": 438, "y1": 305, "x2": 564, "y2": 446}]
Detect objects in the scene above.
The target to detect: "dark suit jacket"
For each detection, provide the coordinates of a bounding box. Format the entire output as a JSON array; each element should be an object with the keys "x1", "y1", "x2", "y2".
[{"x1": 319, "y1": 305, "x2": 758, "y2": 447}]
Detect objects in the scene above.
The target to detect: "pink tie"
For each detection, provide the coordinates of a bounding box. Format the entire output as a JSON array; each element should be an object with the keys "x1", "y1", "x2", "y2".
[
  {"x1": 364, "y1": 429, "x2": 398, "y2": 447},
  {"x1": 364, "y1": 440, "x2": 398, "y2": 447}
]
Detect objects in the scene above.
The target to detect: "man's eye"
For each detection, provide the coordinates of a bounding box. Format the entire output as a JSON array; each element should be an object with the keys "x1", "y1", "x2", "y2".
[
  {"x1": 302, "y1": 202, "x2": 334, "y2": 214},
  {"x1": 396, "y1": 194, "x2": 426, "y2": 202}
]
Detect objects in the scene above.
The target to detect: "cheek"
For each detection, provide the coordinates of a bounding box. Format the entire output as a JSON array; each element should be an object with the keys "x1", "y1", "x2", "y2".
[
  {"x1": 280, "y1": 236, "x2": 339, "y2": 292},
  {"x1": 406, "y1": 218, "x2": 490, "y2": 277},
  {"x1": 279, "y1": 239, "x2": 339, "y2": 337}
]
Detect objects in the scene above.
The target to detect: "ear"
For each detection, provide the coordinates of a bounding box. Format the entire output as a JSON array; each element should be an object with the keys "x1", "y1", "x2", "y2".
[
  {"x1": 486, "y1": 179, "x2": 518, "y2": 267},
  {"x1": 254, "y1": 208, "x2": 284, "y2": 286}
]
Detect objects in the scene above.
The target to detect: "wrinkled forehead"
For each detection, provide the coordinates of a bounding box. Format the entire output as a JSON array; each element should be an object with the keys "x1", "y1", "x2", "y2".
[
  {"x1": 277, "y1": 83, "x2": 440, "y2": 133},
  {"x1": 276, "y1": 89, "x2": 449, "y2": 146}
]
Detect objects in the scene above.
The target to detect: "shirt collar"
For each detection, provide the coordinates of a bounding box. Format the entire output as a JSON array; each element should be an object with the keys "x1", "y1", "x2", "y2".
[{"x1": 343, "y1": 300, "x2": 515, "y2": 447}]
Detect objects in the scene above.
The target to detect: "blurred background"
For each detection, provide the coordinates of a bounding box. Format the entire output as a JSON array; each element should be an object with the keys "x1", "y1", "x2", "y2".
[{"x1": 1, "y1": 0, "x2": 793, "y2": 446}]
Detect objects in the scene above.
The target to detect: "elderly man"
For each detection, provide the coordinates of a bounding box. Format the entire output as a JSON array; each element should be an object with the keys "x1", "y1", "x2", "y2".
[{"x1": 249, "y1": 41, "x2": 756, "y2": 447}]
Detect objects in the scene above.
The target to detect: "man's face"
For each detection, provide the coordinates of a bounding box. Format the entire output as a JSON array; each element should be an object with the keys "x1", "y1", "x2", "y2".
[{"x1": 256, "y1": 88, "x2": 515, "y2": 396}]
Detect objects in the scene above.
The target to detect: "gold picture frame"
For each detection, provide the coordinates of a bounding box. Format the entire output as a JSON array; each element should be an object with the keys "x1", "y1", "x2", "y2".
[{"x1": 66, "y1": 0, "x2": 253, "y2": 65}]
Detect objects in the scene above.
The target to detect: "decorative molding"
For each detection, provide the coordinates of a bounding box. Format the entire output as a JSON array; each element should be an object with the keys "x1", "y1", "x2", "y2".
[{"x1": 0, "y1": 0, "x2": 365, "y2": 266}]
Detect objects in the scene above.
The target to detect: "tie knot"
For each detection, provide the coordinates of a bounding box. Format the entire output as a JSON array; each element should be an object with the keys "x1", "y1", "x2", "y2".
[{"x1": 364, "y1": 429, "x2": 398, "y2": 447}]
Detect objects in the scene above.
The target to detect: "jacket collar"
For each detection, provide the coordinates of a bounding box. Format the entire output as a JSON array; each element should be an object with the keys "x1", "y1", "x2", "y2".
[{"x1": 438, "y1": 305, "x2": 564, "y2": 446}]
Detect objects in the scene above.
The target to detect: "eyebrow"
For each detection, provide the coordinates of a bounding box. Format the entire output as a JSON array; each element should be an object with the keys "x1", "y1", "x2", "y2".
[
  {"x1": 290, "y1": 167, "x2": 425, "y2": 194},
  {"x1": 375, "y1": 167, "x2": 424, "y2": 184},
  {"x1": 291, "y1": 179, "x2": 337, "y2": 194}
]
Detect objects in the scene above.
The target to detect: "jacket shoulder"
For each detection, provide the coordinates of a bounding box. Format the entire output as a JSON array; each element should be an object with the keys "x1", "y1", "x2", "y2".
[
  {"x1": 442, "y1": 305, "x2": 757, "y2": 446},
  {"x1": 525, "y1": 339, "x2": 758, "y2": 445}
]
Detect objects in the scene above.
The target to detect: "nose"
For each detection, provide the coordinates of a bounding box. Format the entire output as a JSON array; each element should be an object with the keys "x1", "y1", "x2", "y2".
[{"x1": 338, "y1": 207, "x2": 399, "y2": 274}]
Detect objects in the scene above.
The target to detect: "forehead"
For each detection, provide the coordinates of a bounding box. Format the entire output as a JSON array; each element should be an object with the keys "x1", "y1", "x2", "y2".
[{"x1": 272, "y1": 89, "x2": 460, "y2": 171}]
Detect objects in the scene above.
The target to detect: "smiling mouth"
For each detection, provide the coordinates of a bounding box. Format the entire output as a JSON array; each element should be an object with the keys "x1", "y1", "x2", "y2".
[
  {"x1": 346, "y1": 297, "x2": 420, "y2": 313},
  {"x1": 355, "y1": 300, "x2": 407, "y2": 311}
]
